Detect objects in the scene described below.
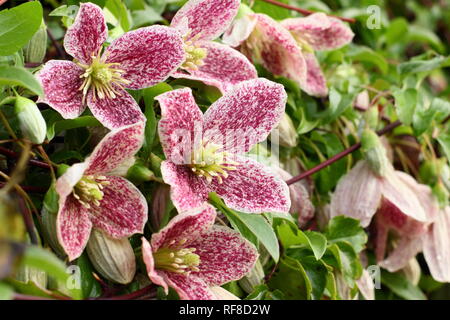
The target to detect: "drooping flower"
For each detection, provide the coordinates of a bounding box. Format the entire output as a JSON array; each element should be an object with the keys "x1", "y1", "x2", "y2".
[
  {"x1": 157, "y1": 78, "x2": 291, "y2": 213},
  {"x1": 37, "y1": 2, "x2": 185, "y2": 129},
  {"x1": 141, "y1": 204, "x2": 258, "y2": 300},
  {"x1": 169, "y1": 0, "x2": 258, "y2": 93},
  {"x1": 223, "y1": 10, "x2": 354, "y2": 97},
  {"x1": 55, "y1": 122, "x2": 148, "y2": 261}
]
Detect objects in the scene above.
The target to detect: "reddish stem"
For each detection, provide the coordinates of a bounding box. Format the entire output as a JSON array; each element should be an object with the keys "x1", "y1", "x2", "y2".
[
  {"x1": 94, "y1": 285, "x2": 157, "y2": 300},
  {"x1": 0, "y1": 182, "x2": 47, "y2": 193},
  {"x1": 286, "y1": 120, "x2": 401, "y2": 185},
  {"x1": 258, "y1": 0, "x2": 356, "y2": 23},
  {"x1": 0, "y1": 146, "x2": 51, "y2": 169}
]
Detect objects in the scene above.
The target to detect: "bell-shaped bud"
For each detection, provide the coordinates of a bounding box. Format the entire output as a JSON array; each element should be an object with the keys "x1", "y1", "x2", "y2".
[
  {"x1": 150, "y1": 184, "x2": 171, "y2": 231},
  {"x1": 275, "y1": 113, "x2": 298, "y2": 148},
  {"x1": 238, "y1": 260, "x2": 264, "y2": 294},
  {"x1": 23, "y1": 20, "x2": 47, "y2": 64},
  {"x1": 41, "y1": 208, "x2": 66, "y2": 258},
  {"x1": 364, "y1": 106, "x2": 379, "y2": 130},
  {"x1": 433, "y1": 182, "x2": 449, "y2": 208},
  {"x1": 420, "y1": 158, "x2": 445, "y2": 186},
  {"x1": 126, "y1": 161, "x2": 157, "y2": 184},
  {"x1": 14, "y1": 97, "x2": 47, "y2": 144},
  {"x1": 361, "y1": 129, "x2": 390, "y2": 177},
  {"x1": 86, "y1": 229, "x2": 136, "y2": 284}
]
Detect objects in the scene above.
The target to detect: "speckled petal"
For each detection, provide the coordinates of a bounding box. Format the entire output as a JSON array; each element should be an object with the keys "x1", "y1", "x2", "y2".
[
  {"x1": 210, "y1": 156, "x2": 290, "y2": 213},
  {"x1": 281, "y1": 13, "x2": 354, "y2": 51},
  {"x1": 303, "y1": 52, "x2": 328, "y2": 97},
  {"x1": 170, "y1": 0, "x2": 240, "y2": 41},
  {"x1": 141, "y1": 237, "x2": 169, "y2": 292},
  {"x1": 165, "y1": 273, "x2": 216, "y2": 300},
  {"x1": 379, "y1": 237, "x2": 423, "y2": 272},
  {"x1": 171, "y1": 42, "x2": 257, "y2": 93},
  {"x1": 63, "y1": 2, "x2": 107, "y2": 64},
  {"x1": 56, "y1": 195, "x2": 93, "y2": 261},
  {"x1": 36, "y1": 60, "x2": 85, "y2": 119},
  {"x1": 85, "y1": 122, "x2": 145, "y2": 175},
  {"x1": 55, "y1": 162, "x2": 88, "y2": 201},
  {"x1": 150, "y1": 203, "x2": 216, "y2": 251},
  {"x1": 222, "y1": 14, "x2": 257, "y2": 47},
  {"x1": 190, "y1": 225, "x2": 258, "y2": 285},
  {"x1": 104, "y1": 26, "x2": 185, "y2": 90},
  {"x1": 380, "y1": 169, "x2": 427, "y2": 222},
  {"x1": 156, "y1": 88, "x2": 203, "y2": 164},
  {"x1": 243, "y1": 14, "x2": 307, "y2": 86},
  {"x1": 423, "y1": 207, "x2": 450, "y2": 282},
  {"x1": 160, "y1": 161, "x2": 209, "y2": 212},
  {"x1": 86, "y1": 85, "x2": 145, "y2": 130},
  {"x1": 203, "y1": 78, "x2": 287, "y2": 154},
  {"x1": 90, "y1": 176, "x2": 148, "y2": 238}
]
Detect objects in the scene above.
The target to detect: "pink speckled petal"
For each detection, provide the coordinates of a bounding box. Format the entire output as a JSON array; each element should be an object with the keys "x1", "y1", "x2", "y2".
[
  {"x1": 36, "y1": 60, "x2": 85, "y2": 119},
  {"x1": 55, "y1": 162, "x2": 88, "y2": 201},
  {"x1": 150, "y1": 203, "x2": 216, "y2": 251},
  {"x1": 63, "y1": 2, "x2": 107, "y2": 64},
  {"x1": 156, "y1": 88, "x2": 203, "y2": 164},
  {"x1": 222, "y1": 14, "x2": 257, "y2": 47},
  {"x1": 330, "y1": 161, "x2": 382, "y2": 228},
  {"x1": 165, "y1": 273, "x2": 216, "y2": 300},
  {"x1": 141, "y1": 237, "x2": 169, "y2": 292},
  {"x1": 203, "y1": 78, "x2": 287, "y2": 154},
  {"x1": 86, "y1": 85, "x2": 145, "y2": 130},
  {"x1": 85, "y1": 122, "x2": 144, "y2": 175},
  {"x1": 90, "y1": 176, "x2": 148, "y2": 238},
  {"x1": 104, "y1": 26, "x2": 185, "y2": 90},
  {"x1": 172, "y1": 42, "x2": 257, "y2": 93},
  {"x1": 303, "y1": 52, "x2": 328, "y2": 97},
  {"x1": 160, "y1": 161, "x2": 209, "y2": 212},
  {"x1": 210, "y1": 156, "x2": 290, "y2": 213},
  {"x1": 243, "y1": 14, "x2": 307, "y2": 86},
  {"x1": 380, "y1": 169, "x2": 427, "y2": 222},
  {"x1": 281, "y1": 13, "x2": 354, "y2": 51},
  {"x1": 170, "y1": 0, "x2": 240, "y2": 41},
  {"x1": 56, "y1": 195, "x2": 93, "y2": 261},
  {"x1": 423, "y1": 207, "x2": 450, "y2": 282},
  {"x1": 190, "y1": 225, "x2": 258, "y2": 285},
  {"x1": 379, "y1": 237, "x2": 423, "y2": 272}
]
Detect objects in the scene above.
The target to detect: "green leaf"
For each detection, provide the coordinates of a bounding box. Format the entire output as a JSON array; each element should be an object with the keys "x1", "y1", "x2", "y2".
[
  {"x1": 437, "y1": 133, "x2": 450, "y2": 163},
  {"x1": 0, "y1": 66, "x2": 43, "y2": 96},
  {"x1": 21, "y1": 246, "x2": 81, "y2": 299},
  {"x1": 381, "y1": 270, "x2": 426, "y2": 300},
  {"x1": 347, "y1": 45, "x2": 388, "y2": 74},
  {"x1": 0, "y1": 1, "x2": 43, "y2": 56},
  {"x1": 0, "y1": 282, "x2": 13, "y2": 300},
  {"x1": 105, "y1": 0, "x2": 130, "y2": 31},
  {"x1": 385, "y1": 18, "x2": 408, "y2": 46},
  {"x1": 393, "y1": 88, "x2": 417, "y2": 126},
  {"x1": 245, "y1": 284, "x2": 285, "y2": 300},
  {"x1": 325, "y1": 216, "x2": 367, "y2": 253},
  {"x1": 47, "y1": 116, "x2": 101, "y2": 141},
  {"x1": 277, "y1": 223, "x2": 327, "y2": 260},
  {"x1": 398, "y1": 55, "x2": 450, "y2": 75},
  {"x1": 325, "y1": 242, "x2": 362, "y2": 287}
]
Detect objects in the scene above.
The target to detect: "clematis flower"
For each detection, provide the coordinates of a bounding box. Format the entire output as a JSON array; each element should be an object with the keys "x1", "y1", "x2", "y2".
[
  {"x1": 37, "y1": 2, "x2": 185, "y2": 129},
  {"x1": 156, "y1": 78, "x2": 291, "y2": 213},
  {"x1": 55, "y1": 122, "x2": 148, "y2": 261},
  {"x1": 168, "y1": 0, "x2": 257, "y2": 93},
  {"x1": 223, "y1": 11, "x2": 354, "y2": 97},
  {"x1": 141, "y1": 204, "x2": 258, "y2": 300}
]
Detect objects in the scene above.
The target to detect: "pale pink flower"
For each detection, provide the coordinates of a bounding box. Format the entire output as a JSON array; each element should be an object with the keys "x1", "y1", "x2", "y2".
[
  {"x1": 55, "y1": 122, "x2": 147, "y2": 260},
  {"x1": 141, "y1": 204, "x2": 258, "y2": 300}
]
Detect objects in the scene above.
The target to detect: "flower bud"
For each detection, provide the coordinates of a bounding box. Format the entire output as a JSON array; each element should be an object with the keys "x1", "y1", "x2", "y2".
[
  {"x1": 238, "y1": 260, "x2": 264, "y2": 293},
  {"x1": 24, "y1": 20, "x2": 47, "y2": 64},
  {"x1": 150, "y1": 184, "x2": 171, "y2": 231},
  {"x1": 86, "y1": 229, "x2": 136, "y2": 284},
  {"x1": 126, "y1": 161, "x2": 156, "y2": 184},
  {"x1": 401, "y1": 258, "x2": 421, "y2": 286},
  {"x1": 14, "y1": 97, "x2": 47, "y2": 144},
  {"x1": 354, "y1": 90, "x2": 370, "y2": 111},
  {"x1": 275, "y1": 113, "x2": 297, "y2": 148},
  {"x1": 41, "y1": 208, "x2": 66, "y2": 258},
  {"x1": 364, "y1": 106, "x2": 379, "y2": 130},
  {"x1": 361, "y1": 129, "x2": 390, "y2": 177},
  {"x1": 419, "y1": 159, "x2": 444, "y2": 185},
  {"x1": 433, "y1": 182, "x2": 449, "y2": 208}
]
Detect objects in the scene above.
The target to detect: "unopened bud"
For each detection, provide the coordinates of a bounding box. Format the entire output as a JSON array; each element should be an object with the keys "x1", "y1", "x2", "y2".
[
  {"x1": 86, "y1": 229, "x2": 136, "y2": 284},
  {"x1": 14, "y1": 97, "x2": 47, "y2": 144},
  {"x1": 433, "y1": 182, "x2": 449, "y2": 208},
  {"x1": 401, "y1": 258, "x2": 421, "y2": 286},
  {"x1": 24, "y1": 20, "x2": 47, "y2": 64},
  {"x1": 419, "y1": 159, "x2": 444, "y2": 185},
  {"x1": 354, "y1": 90, "x2": 370, "y2": 111},
  {"x1": 126, "y1": 161, "x2": 156, "y2": 184},
  {"x1": 276, "y1": 113, "x2": 297, "y2": 148},
  {"x1": 238, "y1": 260, "x2": 264, "y2": 293},
  {"x1": 150, "y1": 184, "x2": 171, "y2": 231},
  {"x1": 361, "y1": 129, "x2": 390, "y2": 177},
  {"x1": 364, "y1": 107, "x2": 379, "y2": 130},
  {"x1": 41, "y1": 207, "x2": 66, "y2": 258}
]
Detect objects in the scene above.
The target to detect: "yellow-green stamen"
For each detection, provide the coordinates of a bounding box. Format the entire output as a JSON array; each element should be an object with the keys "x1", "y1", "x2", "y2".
[
  {"x1": 76, "y1": 48, "x2": 131, "y2": 102},
  {"x1": 189, "y1": 141, "x2": 238, "y2": 184},
  {"x1": 181, "y1": 33, "x2": 207, "y2": 71},
  {"x1": 153, "y1": 239, "x2": 200, "y2": 275},
  {"x1": 73, "y1": 175, "x2": 110, "y2": 209}
]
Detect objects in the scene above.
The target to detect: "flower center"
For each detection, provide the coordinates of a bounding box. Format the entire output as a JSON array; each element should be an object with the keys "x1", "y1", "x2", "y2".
[
  {"x1": 73, "y1": 175, "x2": 110, "y2": 209},
  {"x1": 181, "y1": 33, "x2": 207, "y2": 71},
  {"x1": 76, "y1": 49, "x2": 131, "y2": 101},
  {"x1": 189, "y1": 141, "x2": 238, "y2": 184},
  {"x1": 153, "y1": 239, "x2": 200, "y2": 275}
]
